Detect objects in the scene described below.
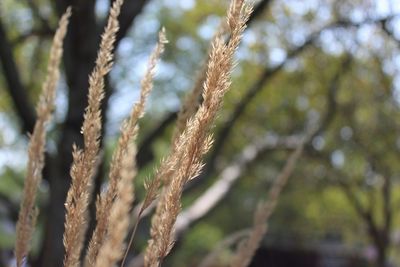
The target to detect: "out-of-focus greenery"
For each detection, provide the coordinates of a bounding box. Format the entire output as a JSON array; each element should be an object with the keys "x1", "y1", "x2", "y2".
[{"x1": 1, "y1": 0, "x2": 400, "y2": 266}]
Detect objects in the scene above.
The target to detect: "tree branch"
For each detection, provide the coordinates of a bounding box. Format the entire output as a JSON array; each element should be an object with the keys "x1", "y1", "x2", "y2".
[
  {"x1": 306, "y1": 147, "x2": 384, "y2": 258},
  {"x1": 24, "y1": 0, "x2": 53, "y2": 32},
  {"x1": 0, "y1": 191, "x2": 19, "y2": 222},
  {"x1": 137, "y1": 111, "x2": 177, "y2": 168},
  {"x1": 247, "y1": 0, "x2": 273, "y2": 26},
  {"x1": 311, "y1": 56, "x2": 352, "y2": 138},
  {"x1": 113, "y1": 0, "x2": 149, "y2": 45},
  {"x1": 0, "y1": 18, "x2": 36, "y2": 133},
  {"x1": 12, "y1": 28, "x2": 55, "y2": 45},
  {"x1": 347, "y1": 125, "x2": 393, "y2": 259},
  {"x1": 198, "y1": 229, "x2": 251, "y2": 267}
]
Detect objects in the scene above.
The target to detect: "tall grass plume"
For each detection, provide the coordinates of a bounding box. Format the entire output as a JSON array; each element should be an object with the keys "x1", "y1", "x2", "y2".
[{"x1": 14, "y1": 8, "x2": 71, "y2": 267}]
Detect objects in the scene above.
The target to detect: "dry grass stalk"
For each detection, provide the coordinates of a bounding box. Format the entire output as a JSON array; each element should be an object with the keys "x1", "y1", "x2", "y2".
[
  {"x1": 141, "y1": 13, "x2": 229, "y2": 218},
  {"x1": 143, "y1": 1, "x2": 253, "y2": 266},
  {"x1": 85, "y1": 28, "x2": 168, "y2": 267},
  {"x1": 125, "y1": 20, "x2": 229, "y2": 241},
  {"x1": 132, "y1": 22, "x2": 228, "y2": 230},
  {"x1": 63, "y1": 1, "x2": 123, "y2": 266},
  {"x1": 230, "y1": 137, "x2": 307, "y2": 267},
  {"x1": 199, "y1": 229, "x2": 250, "y2": 267},
  {"x1": 171, "y1": 22, "x2": 228, "y2": 146},
  {"x1": 171, "y1": 63, "x2": 206, "y2": 147},
  {"x1": 14, "y1": 8, "x2": 71, "y2": 267},
  {"x1": 93, "y1": 143, "x2": 137, "y2": 267}
]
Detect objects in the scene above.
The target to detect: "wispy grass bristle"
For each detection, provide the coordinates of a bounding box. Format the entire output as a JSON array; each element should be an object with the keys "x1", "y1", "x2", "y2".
[
  {"x1": 63, "y1": 1, "x2": 123, "y2": 266},
  {"x1": 14, "y1": 8, "x2": 71, "y2": 267},
  {"x1": 171, "y1": 22, "x2": 227, "y2": 145},
  {"x1": 94, "y1": 143, "x2": 136, "y2": 267},
  {"x1": 85, "y1": 27, "x2": 167, "y2": 267},
  {"x1": 143, "y1": 1, "x2": 253, "y2": 266},
  {"x1": 11, "y1": 1, "x2": 295, "y2": 267},
  {"x1": 230, "y1": 134, "x2": 308, "y2": 267}
]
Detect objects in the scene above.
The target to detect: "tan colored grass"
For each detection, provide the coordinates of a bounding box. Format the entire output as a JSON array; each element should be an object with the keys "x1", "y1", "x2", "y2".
[
  {"x1": 140, "y1": 9, "x2": 229, "y2": 221},
  {"x1": 117, "y1": 5, "x2": 228, "y2": 236},
  {"x1": 10, "y1": 0, "x2": 313, "y2": 266},
  {"x1": 14, "y1": 8, "x2": 71, "y2": 267},
  {"x1": 126, "y1": 21, "x2": 229, "y2": 256},
  {"x1": 230, "y1": 137, "x2": 307, "y2": 267},
  {"x1": 143, "y1": 1, "x2": 253, "y2": 266},
  {"x1": 63, "y1": 1, "x2": 123, "y2": 266},
  {"x1": 85, "y1": 28, "x2": 167, "y2": 267},
  {"x1": 171, "y1": 22, "x2": 228, "y2": 146},
  {"x1": 93, "y1": 143, "x2": 136, "y2": 267}
]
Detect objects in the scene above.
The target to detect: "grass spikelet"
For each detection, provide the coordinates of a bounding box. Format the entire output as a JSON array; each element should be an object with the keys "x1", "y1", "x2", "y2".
[
  {"x1": 85, "y1": 28, "x2": 167, "y2": 267},
  {"x1": 143, "y1": 2, "x2": 253, "y2": 267},
  {"x1": 14, "y1": 8, "x2": 71, "y2": 267},
  {"x1": 94, "y1": 143, "x2": 137, "y2": 267},
  {"x1": 230, "y1": 136, "x2": 307, "y2": 267},
  {"x1": 128, "y1": 21, "x2": 228, "y2": 229},
  {"x1": 171, "y1": 22, "x2": 227, "y2": 145},
  {"x1": 62, "y1": 1, "x2": 123, "y2": 266}
]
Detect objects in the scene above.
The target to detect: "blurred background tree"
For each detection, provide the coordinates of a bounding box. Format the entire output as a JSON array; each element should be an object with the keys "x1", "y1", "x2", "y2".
[{"x1": 1, "y1": 0, "x2": 400, "y2": 267}]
